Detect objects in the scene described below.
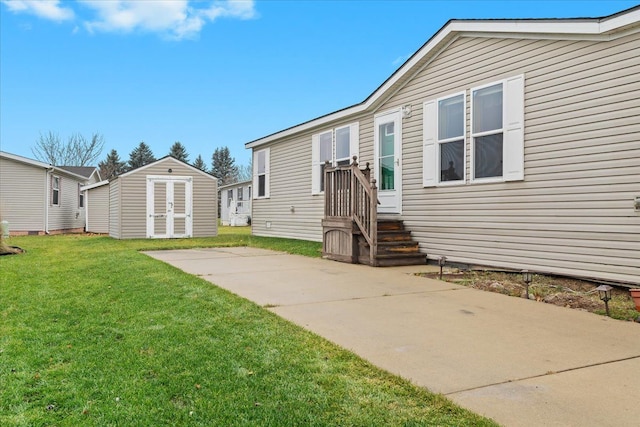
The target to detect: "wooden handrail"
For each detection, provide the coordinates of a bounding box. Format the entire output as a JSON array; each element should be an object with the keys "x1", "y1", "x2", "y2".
[{"x1": 324, "y1": 156, "x2": 377, "y2": 265}]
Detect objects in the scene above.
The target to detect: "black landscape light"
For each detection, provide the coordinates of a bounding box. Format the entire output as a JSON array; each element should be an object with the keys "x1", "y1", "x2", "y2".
[
  {"x1": 438, "y1": 256, "x2": 447, "y2": 280},
  {"x1": 522, "y1": 270, "x2": 532, "y2": 299},
  {"x1": 596, "y1": 284, "x2": 613, "y2": 317}
]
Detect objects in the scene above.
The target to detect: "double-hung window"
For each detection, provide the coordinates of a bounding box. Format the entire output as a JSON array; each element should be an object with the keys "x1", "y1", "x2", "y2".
[
  {"x1": 227, "y1": 189, "x2": 233, "y2": 207},
  {"x1": 237, "y1": 187, "x2": 243, "y2": 201},
  {"x1": 472, "y1": 83, "x2": 504, "y2": 180},
  {"x1": 253, "y1": 148, "x2": 270, "y2": 199},
  {"x1": 423, "y1": 74, "x2": 524, "y2": 187},
  {"x1": 78, "y1": 183, "x2": 84, "y2": 208},
  {"x1": 52, "y1": 176, "x2": 60, "y2": 206},
  {"x1": 312, "y1": 122, "x2": 359, "y2": 194}
]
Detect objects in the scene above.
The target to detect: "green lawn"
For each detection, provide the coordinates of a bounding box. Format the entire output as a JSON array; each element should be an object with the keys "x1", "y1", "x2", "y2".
[{"x1": 0, "y1": 230, "x2": 497, "y2": 426}]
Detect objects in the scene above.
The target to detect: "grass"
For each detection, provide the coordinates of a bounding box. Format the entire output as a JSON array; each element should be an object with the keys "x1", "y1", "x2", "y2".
[{"x1": 0, "y1": 230, "x2": 496, "y2": 426}]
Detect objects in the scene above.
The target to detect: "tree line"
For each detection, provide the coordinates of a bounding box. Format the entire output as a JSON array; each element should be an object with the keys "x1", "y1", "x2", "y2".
[{"x1": 31, "y1": 132, "x2": 250, "y2": 186}]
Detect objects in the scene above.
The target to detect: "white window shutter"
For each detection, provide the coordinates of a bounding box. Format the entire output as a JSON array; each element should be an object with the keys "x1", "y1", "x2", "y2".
[
  {"x1": 311, "y1": 134, "x2": 321, "y2": 195},
  {"x1": 263, "y1": 147, "x2": 270, "y2": 198},
  {"x1": 503, "y1": 74, "x2": 525, "y2": 181},
  {"x1": 422, "y1": 100, "x2": 437, "y2": 187},
  {"x1": 349, "y1": 122, "x2": 359, "y2": 164}
]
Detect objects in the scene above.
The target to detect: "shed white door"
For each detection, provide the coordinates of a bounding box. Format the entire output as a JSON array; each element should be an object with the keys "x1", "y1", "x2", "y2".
[
  {"x1": 146, "y1": 176, "x2": 193, "y2": 238},
  {"x1": 374, "y1": 110, "x2": 402, "y2": 213}
]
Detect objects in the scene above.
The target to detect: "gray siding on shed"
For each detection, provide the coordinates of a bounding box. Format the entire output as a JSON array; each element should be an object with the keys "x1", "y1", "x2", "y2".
[
  {"x1": 110, "y1": 157, "x2": 217, "y2": 239},
  {"x1": 249, "y1": 18, "x2": 640, "y2": 284},
  {"x1": 0, "y1": 156, "x2": 46, "y2": 232},
  {"x1": 109, "y1": 179, "x2": 121, "y2": 239},
  {"x1": 86, "y1": 184, "x2": 109, "y2": 233}
]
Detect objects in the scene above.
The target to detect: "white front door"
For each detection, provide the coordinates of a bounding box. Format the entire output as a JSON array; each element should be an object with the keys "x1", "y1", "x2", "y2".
[
  {"x1": 374, "y1": 110, "x2": 402, "y2": 213},
  {"x1": 146, "y1": 176, "x2": 193, "y2": 238}
]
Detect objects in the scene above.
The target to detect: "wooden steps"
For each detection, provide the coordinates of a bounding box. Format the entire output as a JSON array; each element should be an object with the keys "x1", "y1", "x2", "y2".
[{"x1": 357, "y1": 219, "x2": 426, "y2": 267}]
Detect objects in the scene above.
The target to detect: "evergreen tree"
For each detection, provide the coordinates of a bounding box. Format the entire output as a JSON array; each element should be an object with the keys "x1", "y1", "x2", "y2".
[
  {"x1": 169, "y1": 141, "x2": 189, "y2": 163},
  {"x1": 128, "y1": 141, "x2": 156, "y2": 170},
  {"x1": 98, "y1": 149, "x2": 127, "y2": 180},
  {"x1": 192, "y1": 154, "x2": 208, "y2": 172},
  {"x1": 211, "y1": 146, "x2": 238, "y2": 186}
]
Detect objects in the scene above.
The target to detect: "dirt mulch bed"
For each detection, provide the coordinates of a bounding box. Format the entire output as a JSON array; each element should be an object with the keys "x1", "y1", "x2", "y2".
[{"x1": 420, "y1": 269, "x2": 640, "y2": 322}]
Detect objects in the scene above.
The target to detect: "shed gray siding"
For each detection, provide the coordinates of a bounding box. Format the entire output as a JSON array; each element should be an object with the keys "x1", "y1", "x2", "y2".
[
  {"x1": 110, "y1": 158, "x2": 217, "y2": 239},
  {"x1": 249, "y1": 17, "x2": 640, "y2": 284},
  {"x1": 109, "y1": 179, "x2": 121, "y2": 239},
  {"x1": 85, "y1": 184, "x2": 109, "y2": 233},
  {"x1": 0, "y1": 156, "x2": 46, "y2": 233}
]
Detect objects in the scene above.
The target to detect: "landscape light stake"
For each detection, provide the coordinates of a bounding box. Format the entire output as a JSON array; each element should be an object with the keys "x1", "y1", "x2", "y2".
[
  {"x1": 438, "y1": 256, "x2": 446, "y2": 280},
  {"x1": 596, "y1": 284, "x2": 613, "y2": 317},
  {"x1": 522, "y1": 270, "x2": 532, "y2": 299}
]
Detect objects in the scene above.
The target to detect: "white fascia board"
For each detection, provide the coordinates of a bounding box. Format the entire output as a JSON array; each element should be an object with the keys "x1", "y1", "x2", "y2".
[
  {"x1": 219, "y1": 180, "x2": 252, "y2": 190},
  {"x1": 81, "y1": 180, "x2": 109, "y2": 191},
  {"x1": 0, "y1": 151, "x2": 52, "y2": 169},
  {"x1": 119, "y1": 156, "x2": 217, "y2": 181},
  {"x1": 246, "y1": 11, "x2": 639, "y2": 150}
]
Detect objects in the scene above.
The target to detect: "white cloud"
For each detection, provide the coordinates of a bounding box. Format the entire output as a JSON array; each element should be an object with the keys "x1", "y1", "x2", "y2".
[
  {"x1": 81, "y1": 0, "x2": 256, "y2": 40},
  {"x1": 2, "y1": 0, "x2": 256, "y2": 39},
  {"x1": 2, "y1": 0, "x2": 74, "y2": 21}
]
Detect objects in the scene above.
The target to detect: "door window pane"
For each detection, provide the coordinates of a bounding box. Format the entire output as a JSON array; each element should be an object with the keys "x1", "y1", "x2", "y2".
[
  {"x1": 379, "y1": 156, "x2": 395, "y2": 190},
  {"x1": 474, "y1": 134, "x2": 503, "y2": 178},
  {"x1": 473, "y1": 83, "x2": 503, "y2": 133},
  {"x1": 440, "y1": 140, "x2": 464, "y2": 182},
  {"x1": 380, "y1": 123, "x2": 394, "y2": 157}
]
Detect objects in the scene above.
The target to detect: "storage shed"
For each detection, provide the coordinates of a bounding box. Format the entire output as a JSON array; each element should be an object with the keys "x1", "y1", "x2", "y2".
[{"x1": 108, "y1": 156, "x2": 217, "y2": 239}]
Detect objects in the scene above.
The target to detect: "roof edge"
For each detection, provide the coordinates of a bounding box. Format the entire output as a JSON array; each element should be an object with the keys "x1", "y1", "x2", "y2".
[{"x1": 245, "y1": 5, "x2": 640, "y2": 150}]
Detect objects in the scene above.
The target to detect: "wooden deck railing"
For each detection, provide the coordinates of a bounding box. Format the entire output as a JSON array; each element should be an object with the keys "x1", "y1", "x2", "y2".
[{"x1": 324, "y1": 156, "x2": 378, "y2": 266}]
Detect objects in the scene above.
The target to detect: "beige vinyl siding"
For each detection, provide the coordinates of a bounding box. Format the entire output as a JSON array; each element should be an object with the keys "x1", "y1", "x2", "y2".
[
  {"x1": 252, "y1": 117, "x2": 367, "y2": 241},
  {"x1": 109, "y1": 179, "x2": 121, "y2": 238},
  {"x1": 48, "y1": 172, "x2": 87, "y2": 232},
  {"x1": 368, "y1": 31, "x2": 640, "y2": 284},
  {"x1": 0, "y1": 157, "x2": 46, "y2": 233},
  {"x1": 112, "y1": 158, "x2": 216, "y2": 239},
  {"x1": 86, "y1": 184, "x2": 109, "y2": 233}
]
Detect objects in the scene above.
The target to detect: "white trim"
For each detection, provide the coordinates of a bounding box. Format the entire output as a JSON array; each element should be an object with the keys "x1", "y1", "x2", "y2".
[
  {"x1": 470, "y1": 79, "x2": 504, "y2": 184},
  {"x1": 245, "y1": 8, "x2": 639, "y2": 150},
  {"x1": 120, "y1": 156, "x2": 216, "y2": 181},
  {"x1": 253, "y1": 148, "x2": 270, "y2": 199},
  {"x1": 81, "y1": 180, "x2": 109, "y2": 191},
  {"x1": 374, "y1": 108, "x2": 402, "y2": 214}
]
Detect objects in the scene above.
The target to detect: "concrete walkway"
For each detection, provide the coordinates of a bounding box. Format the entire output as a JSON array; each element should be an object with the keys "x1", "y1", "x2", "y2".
[{"x1": 145, "y1": 247, "x2": 640, "y2": 427}]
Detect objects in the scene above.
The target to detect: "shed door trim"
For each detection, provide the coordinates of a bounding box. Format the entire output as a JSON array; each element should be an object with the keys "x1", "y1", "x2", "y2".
[{"x1": 146, "y1": 175, "x2": 193, "y2": 238}]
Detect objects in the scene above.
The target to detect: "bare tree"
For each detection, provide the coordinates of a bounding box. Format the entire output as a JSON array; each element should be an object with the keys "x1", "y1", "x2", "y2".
[
  {"x1": 32, "y1": 131, "x2": 105, "y2": 166},
  {"x1": 237, "y1": 162, "x2": 252, "y2": 182}
]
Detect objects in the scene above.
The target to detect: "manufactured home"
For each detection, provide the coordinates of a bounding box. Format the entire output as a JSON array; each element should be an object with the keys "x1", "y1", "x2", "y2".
[
  {"x1": 107, "y1": 156, "x2": 218, "y2": 239},
  {"x1": 0, "y1": 151, "x2": 99, "y2": 235},
  {"x1": 220, "y1": 180, "x2": 252, "y2": 226},
  {"x1": 246, "y1": 7, "x2": 640, "y2": 285}
]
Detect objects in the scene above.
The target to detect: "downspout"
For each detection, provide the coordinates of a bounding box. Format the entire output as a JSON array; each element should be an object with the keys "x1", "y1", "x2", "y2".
[{"x1": 45, "y1": 167, "x2": 53, "y2": 234}]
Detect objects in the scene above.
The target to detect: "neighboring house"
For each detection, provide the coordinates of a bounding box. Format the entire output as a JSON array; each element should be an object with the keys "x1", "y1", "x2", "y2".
[
  {"x1": 106, "y1": 156, "x2": 218, "y2": 239},
  {"x1": 0, "y1": 151, "x2": 99, "y2": 235},
  {"x1": 220, "y1": 180, "x2": 252, "y2": 226},
  {"x1": 245, "y1": 6, "x2": 640, "y2": 285}
]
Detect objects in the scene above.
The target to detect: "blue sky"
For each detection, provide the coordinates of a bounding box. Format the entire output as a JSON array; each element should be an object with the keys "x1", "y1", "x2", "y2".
[{"x1": 1, "y1": 0, "x2": 638, "y2": 169}]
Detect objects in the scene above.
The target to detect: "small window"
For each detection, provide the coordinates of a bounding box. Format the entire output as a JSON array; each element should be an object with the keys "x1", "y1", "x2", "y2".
[
  {"x1": 227, "y1": 189, "x2": 233, "y2": 207},
  {"x1": 237, "y1": 187, "x2": 243, "y2": 201},
  {"x1": 254, "y1": 148, "x2": 269, "y2": 198},
  {"x1": 78, "y1": 183, "x2": 84, "y2": 208},
  {"x1": 52, "y1": 176, "x2": 60, "y2": 206}
]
